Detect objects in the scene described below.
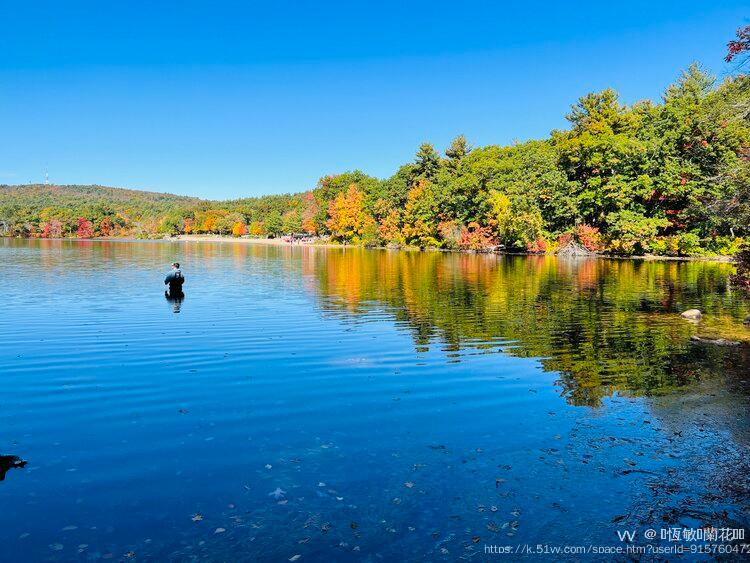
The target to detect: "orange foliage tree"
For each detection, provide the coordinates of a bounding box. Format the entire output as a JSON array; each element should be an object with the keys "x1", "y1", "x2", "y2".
[
  {"x1": 99, "y1": 217, "x2": 113, "y2": 236},
  {"x1": 325, "y1": 184, "x2": 374, "y2": 242},
  {"x1": 232, "y1": 222, "x2": 248, "y2": 237}
]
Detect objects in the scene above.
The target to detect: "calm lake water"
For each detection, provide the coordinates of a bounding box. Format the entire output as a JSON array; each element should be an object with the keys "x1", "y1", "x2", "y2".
[{"x1": 1, "y1": 239, "x2": 749, "y2": 561}]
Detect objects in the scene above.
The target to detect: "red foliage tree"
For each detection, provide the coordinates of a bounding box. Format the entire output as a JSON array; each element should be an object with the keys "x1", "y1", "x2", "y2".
[
  {"x1": 527, "y1": 238, "x2": 547, "y2": 254},
  {"x1": 77, "y1": 217, "x2": 94, "y2": 238},
  {"x1": 726, "y1": 25, "x2": 750, "y2": 64}
]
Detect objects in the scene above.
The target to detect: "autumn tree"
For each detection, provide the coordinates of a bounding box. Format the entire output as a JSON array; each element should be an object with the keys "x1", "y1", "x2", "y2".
[
  {"x1": 77, "y1": 217, "x2": 94, "y2": 238},
  {"x1": 326, "y1": 184, "x2": 374, "y2": 243},
  {"x1": 232, "y1": 222, "x2": 248, "y2": 236}
]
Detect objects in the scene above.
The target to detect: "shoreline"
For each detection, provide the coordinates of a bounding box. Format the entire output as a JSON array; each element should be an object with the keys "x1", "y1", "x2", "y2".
[
  {"x1": 172, "y1": 235, "x2": 737, "y2": 263},
  {"x1": 172, "y1": 235, "x2": 734, "y2": 263},
  {"x1": 3, "y1": 234, "x2": 738, "y2": 263}
]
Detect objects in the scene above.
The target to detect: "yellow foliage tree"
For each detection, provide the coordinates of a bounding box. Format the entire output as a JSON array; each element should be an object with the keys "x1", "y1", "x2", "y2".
[
  {"x1": 249, "y1": 221, "x2": 266, "y2": 236},
  {"x1": 325, "y1": 184, "x2": 374, "y2": 242}
]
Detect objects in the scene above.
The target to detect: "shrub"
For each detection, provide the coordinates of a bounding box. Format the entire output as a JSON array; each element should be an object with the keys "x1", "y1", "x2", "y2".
[
  {"x1": 526, "y1": 238, "x2": 548, "y2": 254},
  {"x1": 458, "y1": 222, "x2": 495, "y2": 251},
  {"x1": 574, "y1": 224, "x2": 601, "y2": 251}
]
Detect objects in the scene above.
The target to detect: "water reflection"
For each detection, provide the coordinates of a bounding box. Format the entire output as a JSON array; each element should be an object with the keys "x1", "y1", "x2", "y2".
[
  {"x1": 165, "y1": 290, "x2": 185, "y2": 313},
  {"x1": 2, "y1": 239, "x2": 749, "y2": 560},
  {"x1": 302, "y1": 248, "x2": 749, "y2": 406}
]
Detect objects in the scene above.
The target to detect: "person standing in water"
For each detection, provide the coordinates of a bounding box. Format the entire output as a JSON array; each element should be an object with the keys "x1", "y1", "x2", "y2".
[{"x1": 164, "y1": 262, "x2": 185, "y2": 296}]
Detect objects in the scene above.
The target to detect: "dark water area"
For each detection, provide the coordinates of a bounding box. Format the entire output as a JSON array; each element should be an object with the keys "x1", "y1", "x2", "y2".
[{"x1": 1, "y1": 239, "x2": 749, "y2": 561}]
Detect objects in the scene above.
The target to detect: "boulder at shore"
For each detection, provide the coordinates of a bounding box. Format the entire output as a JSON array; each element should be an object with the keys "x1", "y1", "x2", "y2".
[
  {"x1": 680, "y1": 309, "x2": 702, "y2": 320},
  {"x1": 555, "y1": 241, "x2": 595, "y2": 258}
]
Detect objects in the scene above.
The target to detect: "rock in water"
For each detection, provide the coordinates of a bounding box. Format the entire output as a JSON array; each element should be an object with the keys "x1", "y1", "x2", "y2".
[
  {"x1": 690, "y1": 335, "x2": 741, "y2": 347},
  {"x1": 0, "y1": 455, "x2": 27, "y2": 481},
  {"x1": 680, "y1": 309, "x2": 702, "y2": 320}
]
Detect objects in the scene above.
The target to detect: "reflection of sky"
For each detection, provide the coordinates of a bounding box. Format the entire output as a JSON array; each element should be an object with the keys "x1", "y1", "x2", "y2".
[{"x1": 0, "y1": 239, "x2": 747, "y2": 560}]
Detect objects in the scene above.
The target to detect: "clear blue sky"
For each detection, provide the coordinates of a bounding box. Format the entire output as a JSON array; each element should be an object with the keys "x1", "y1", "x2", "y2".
[{"x1": 0, "y1": 1, "x2": 747, "y2": 199}]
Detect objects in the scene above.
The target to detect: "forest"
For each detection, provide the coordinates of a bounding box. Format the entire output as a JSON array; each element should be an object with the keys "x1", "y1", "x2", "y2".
[{"x1": 2, "y1": 29, "x2": 750, "y2": 259}]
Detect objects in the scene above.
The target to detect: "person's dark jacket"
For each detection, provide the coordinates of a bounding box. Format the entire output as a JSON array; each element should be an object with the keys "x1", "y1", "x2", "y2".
[{"x1": 165, "y1": 269, "x2": 185, "y2": 294}]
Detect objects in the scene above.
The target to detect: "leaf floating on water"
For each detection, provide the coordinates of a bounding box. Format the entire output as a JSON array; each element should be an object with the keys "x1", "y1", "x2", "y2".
[
  {"x1": 289, "y1": 555, "x2": 301, "y2": 561},
  {"x1": 350, "y1": 522, "x2": 359, "y2": 530},
  {"x1": 269, "y1": 488, "x2": 286, "y2": 499},
  {"x1": 124, "y1": 552, "x2": 135, "y2": 559},
  {"x1": 404, "y1": 481, "x2": 414, "y2": 488},
  {"x1": 191, "y1": 513, "x2": 203, "y2": 522},
  {"x1": 472, "y1": 536, "x2": 481, "y2": 543}
]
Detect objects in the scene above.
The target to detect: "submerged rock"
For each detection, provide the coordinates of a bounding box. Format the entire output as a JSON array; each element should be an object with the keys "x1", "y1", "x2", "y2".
[
  {"x1": 680, "y1": 309, "x2": 702, "y2": 320},
  {"x1": 690, "y1": 335, "x2": 741, "y2": 347},
  {"x1": 0, "y1": 455, "x2": 27, "y2": 481}
]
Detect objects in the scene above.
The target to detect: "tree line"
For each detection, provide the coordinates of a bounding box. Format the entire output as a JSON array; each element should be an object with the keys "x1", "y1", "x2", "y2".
[{"x1": 2, "y1": 29, "x2": 750, "y2": 259}]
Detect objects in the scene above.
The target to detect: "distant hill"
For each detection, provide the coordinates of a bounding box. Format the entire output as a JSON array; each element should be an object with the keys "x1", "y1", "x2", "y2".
[
  {"x1": 0, "y1": 183, "x2": 203, "y2": 209},
  {"x1": 0, "y1": 183, "x2": 302, "y2": 237}
]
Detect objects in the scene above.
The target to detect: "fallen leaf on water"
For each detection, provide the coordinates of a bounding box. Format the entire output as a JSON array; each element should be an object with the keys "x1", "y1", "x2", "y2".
[
  {"x1": 191, "y1": 513, "x2": 203, "y2": 522},
  {"x1": 404, "y1": 481, "x2": 414, "y2": 488},
  {"x1": 268, "y1": 488, "x2": 286, "y2": 499},
  {"x1": 289, "y1": 555, "x2": 301, "y2": 561}
]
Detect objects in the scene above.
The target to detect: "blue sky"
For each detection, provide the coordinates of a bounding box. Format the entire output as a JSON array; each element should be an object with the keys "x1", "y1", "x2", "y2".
[{"x1": 0, "y1": 1, "x2": 747, "y2": 199}]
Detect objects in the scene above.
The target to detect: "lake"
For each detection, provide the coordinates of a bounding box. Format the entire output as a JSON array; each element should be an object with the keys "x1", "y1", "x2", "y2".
[{"x1": 1, "y1": 239, "x2": 749, "y2": 561}]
